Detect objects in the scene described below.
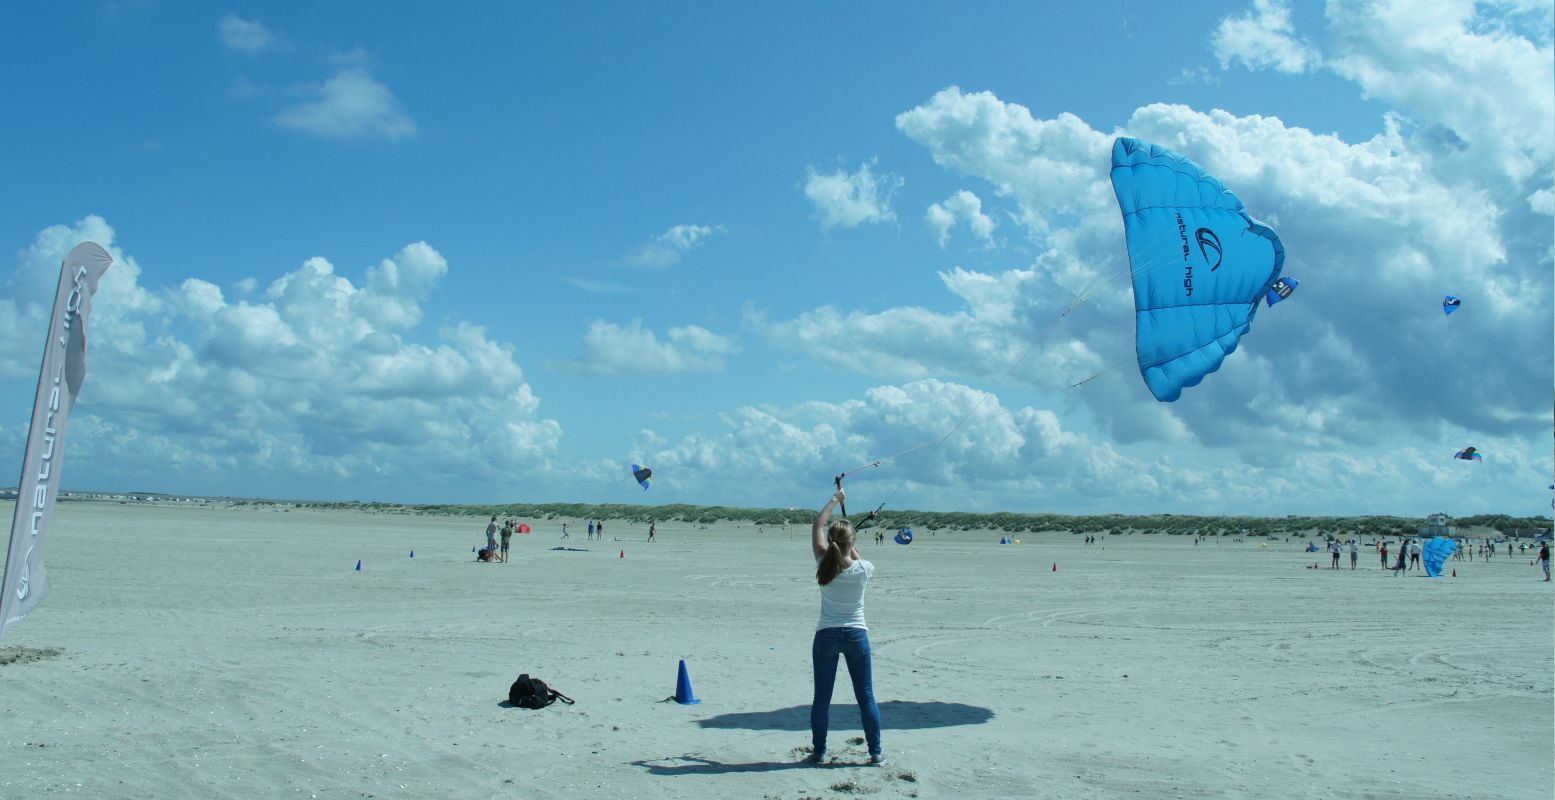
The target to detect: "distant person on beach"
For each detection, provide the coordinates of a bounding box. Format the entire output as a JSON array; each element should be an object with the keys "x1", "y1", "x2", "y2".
[
  {"x1": 587, "y1": 521, "x2": 595, "y2": 541},
  {"x1": 1393, "y1": 540, "x2": 1408, "y2": 576},
  {"x1": 807, "y1": 488, "x2": 884, "y2": 767},
  {"x1": 1330, "y1": 539, "x2": 1341, "y2": 569},
  {"x1": 500, "y1": 522, "x2": 512, "y2": 563},
  {"x1": 1410, "y1": 539, "x2": 1422, "y2": 571},
  {"x1": 648, "y1": 522, "x2": 657, "y2": 542},
  {"x1": 1349, "y1": 540, "x2": 1358, "y2": 570},
  {"x1": 486, "y1": 516, "x2": 499, "y2": 553},
  {"x1": 1380, "y1": 541, "x2": 1389, "y2": 569},
  {"x1": 561, "y1": 523, "x2": 569, "y2": 539},
  {"x1": 1538, "y1": 542, "x2": 1550, "y2": 581},
  {"x1": 597, "y1": 521, "x2": 605, "y2": 540}
]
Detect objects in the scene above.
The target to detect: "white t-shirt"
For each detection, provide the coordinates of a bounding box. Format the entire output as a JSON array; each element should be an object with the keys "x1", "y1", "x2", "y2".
[{"x1": 816, "y1": 557, "x2": 874, "y2": 631}]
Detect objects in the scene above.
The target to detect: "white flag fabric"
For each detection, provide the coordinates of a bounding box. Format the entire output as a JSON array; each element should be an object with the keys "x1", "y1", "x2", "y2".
[{"x1": 0, "y1": 242, "x2": 114, "y2": 635}]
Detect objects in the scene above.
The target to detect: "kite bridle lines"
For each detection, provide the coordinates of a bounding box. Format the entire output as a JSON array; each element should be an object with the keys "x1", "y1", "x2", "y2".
[{"x1": 830, "y1": 264, "x2": 1125, "y2": 518}]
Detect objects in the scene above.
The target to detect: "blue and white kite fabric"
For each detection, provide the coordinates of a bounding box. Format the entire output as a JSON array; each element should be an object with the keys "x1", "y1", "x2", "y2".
[
  {"x1": 1454, "y1": 447, "x2": 1482, "y2": 462},
  {"x1": 1266, "y1": 277, "x2": 1299, "y2": 307},
  {"x1": 631, "y1": 464, "x2": 652, "y2": 490},
  {"x1": 894, "y1": 529, "x2": 913, "y2": 545},
  {"x1": 1421, "y1": 537, "x2": 1458, "y2": 577},
  {"x1": 1110, "y1": 138, "x2": 1290, "y2": 402},
  {"x1": 1442, "y1": 295, "x2": 1461, "y2": 315}
]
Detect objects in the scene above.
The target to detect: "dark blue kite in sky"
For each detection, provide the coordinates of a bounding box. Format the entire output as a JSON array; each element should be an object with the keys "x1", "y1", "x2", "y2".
[
  {"x1": 1442, "y1": 295, "x2": 1461, "y2": 315},
  {"x1": 1110, "y1": 138, "x2": 1291, "y2": 402},
  {"x1": 631, "y1": 464, "x2": 652, "y2": 490}
]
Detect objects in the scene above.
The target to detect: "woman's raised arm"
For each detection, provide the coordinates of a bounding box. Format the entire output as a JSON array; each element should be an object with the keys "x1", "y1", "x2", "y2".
[{"x1": 813, "y1": 490, "x2": 843, "y2": 559}]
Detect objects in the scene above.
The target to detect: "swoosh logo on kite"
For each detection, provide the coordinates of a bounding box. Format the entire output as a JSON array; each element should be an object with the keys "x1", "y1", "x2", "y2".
[{"x1": 1194, "y1": 228, "x2": 1223, "y2": 271}]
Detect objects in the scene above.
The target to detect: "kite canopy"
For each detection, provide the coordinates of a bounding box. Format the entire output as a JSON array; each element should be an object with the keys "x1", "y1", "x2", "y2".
[
  {"x1": 894, "y1": 529, "x2": 913, "y2": 545},
  {"x1": 1442, "y1": 295, "x2": 1460, "y2": 315},
  {"x1": 1454, "y1": 447, "x2": 1482, "y2": 462},
  {"x1": 1109, "y1": 138, "x2": 1289, "y2": 402},
  {"x1": 517, "y1": 523, "x2": 531, "y2": 534},
  {"x1": 631, "y1": 464, "x2": 652, "y2": 490},
  {"x1": 1266, "y1": 277, "x2": 1299, "y2": 307},
  {"x1": 1421, "y1": 537, "x2": 1457, "y2": 577}
]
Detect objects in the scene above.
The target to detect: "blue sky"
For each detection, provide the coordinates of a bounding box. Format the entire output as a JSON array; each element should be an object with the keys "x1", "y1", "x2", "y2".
[{"x1": 1, "y1": 1, "x2": 1551, "y2": 516}]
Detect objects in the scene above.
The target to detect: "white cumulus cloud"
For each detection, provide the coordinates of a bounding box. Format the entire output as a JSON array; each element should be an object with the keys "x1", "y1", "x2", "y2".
[
  {"x1": 627, "y1": 224, "x2": 722, "y2": 267},
  {"x1": 217, "y1": 15, "x2": 277, "y2": 54},
  {"x1": 1212, "y1": 0, "x2": 1321, "y2": 74},
  {"x1": 925, "y1": 190, "x2": 997, "y2": 248},
  {"x1": 804, "y1": 159, "x2": 903, "y2": 231},
  {"x1": 275, "y1": 67, "x2": 417, "y2": 141},
  {"x1": 572, "y1": 319, "x2": 738, "y2": 374},
  {"x1": 0, "y1": 217, "x2": 560, "y2": 500}
]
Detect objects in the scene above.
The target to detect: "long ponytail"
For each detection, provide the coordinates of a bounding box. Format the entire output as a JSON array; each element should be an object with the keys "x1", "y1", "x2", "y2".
[{"x1": 816, "y1": 520, "x2": 855, "y2": 586}]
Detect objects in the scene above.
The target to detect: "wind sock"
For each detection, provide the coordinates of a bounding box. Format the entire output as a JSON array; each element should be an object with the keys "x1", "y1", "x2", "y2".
[{"x1": 0, "y1": 243, "x2": 114, "y2": 635}]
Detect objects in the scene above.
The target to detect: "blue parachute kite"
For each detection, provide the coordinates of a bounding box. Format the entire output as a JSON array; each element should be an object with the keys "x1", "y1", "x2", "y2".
[
  {"x1": 631, "y1": 464, "x2": 652, "y2": 490},
  {"x1": 1421, "y1": 537, "x2": 1457, "y2": 577},
  {"x1": 1454, "y1": 447, "x2": 1482, "y2": 462},
  {"x1": 1110, "y1": 138, "x2": 1291, "y2": 402},
  {"x1": 1442, "y1": 295, "x2": 1460, "y2": 315},
  {"x1": 894, "y1": 529, "x2": 913, "y2": 545},
  {"x1": 1266, "y1": 277, "x2": 1299, "y2": 307}
]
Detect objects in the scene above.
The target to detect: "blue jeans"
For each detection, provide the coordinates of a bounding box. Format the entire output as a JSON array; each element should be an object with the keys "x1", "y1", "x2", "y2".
[{"x1": 811, "y1": 627, "x2": 881, "y2": 756}]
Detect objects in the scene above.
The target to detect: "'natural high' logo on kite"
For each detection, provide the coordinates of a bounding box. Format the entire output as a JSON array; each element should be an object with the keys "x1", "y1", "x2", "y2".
[{"x1": 1194, "y1": 228, "x2": 1222, "y2": 271}]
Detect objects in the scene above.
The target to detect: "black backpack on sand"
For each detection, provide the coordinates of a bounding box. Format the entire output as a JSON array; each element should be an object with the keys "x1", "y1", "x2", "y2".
[{"x1": 509, "y1": 674, "x2": 574, "y2": 709}]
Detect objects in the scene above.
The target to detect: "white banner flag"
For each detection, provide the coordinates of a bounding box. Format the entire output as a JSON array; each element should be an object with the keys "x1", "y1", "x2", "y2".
[{"x1": 0, "y1": 242, "x2": 114, "y2": 635}]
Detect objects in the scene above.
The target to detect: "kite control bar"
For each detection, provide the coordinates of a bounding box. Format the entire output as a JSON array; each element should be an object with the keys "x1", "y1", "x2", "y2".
[{"x1": 834, "y1": 462, "x2": 884, "y2": 524}]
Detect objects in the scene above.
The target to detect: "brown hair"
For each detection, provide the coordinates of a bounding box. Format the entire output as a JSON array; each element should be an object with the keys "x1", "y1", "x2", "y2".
[{"x1": 816, "y1": 520, "x2": 857, "y2": 586}]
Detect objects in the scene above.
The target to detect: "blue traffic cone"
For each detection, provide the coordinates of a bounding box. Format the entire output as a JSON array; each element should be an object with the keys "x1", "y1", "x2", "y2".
[
  {"x1": 674, "y1": 659, "x2": 700, "y2": 704},
  {"x1": 355, "y1": 559, "x2": 362, "y2": 572}
]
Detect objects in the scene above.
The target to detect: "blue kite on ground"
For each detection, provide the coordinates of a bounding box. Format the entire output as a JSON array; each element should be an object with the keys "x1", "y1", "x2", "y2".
[{"x1": 1421, "y1": 537, "x2": 1458, "y2": 577}]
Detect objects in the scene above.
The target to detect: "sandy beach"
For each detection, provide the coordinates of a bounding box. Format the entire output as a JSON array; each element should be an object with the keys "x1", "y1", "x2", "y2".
[{"x1": 1, "y1": 501, "x2": 1550, "y2": 799}]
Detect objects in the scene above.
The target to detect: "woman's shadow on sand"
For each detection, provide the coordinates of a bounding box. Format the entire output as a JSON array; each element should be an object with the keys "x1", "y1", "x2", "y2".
[
  {"x1": 695, "y1": 700, "x2": 992, "y2": 731},
  {"x1": 633, "y1": 702, "x2": 992, "y2": 776}
]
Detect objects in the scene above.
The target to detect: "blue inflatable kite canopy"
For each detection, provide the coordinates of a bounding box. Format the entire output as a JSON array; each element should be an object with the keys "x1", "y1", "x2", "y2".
[
  {"x1": 1442, "y1": 295, "x2": 1460, "y2": 315},
  {"x1": 894, "y1": 529, "x2": 913, "y2": 545},
  {"x1": 1421, "y1": 537, "x2": 1457, "y2": 577},
  {"x1": 1109, "y1": 138, "x2": 1288, "y2": 402}
]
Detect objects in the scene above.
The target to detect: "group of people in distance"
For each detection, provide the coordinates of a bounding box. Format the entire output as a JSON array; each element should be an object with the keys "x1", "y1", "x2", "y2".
[
  {"x1": 480, "y1": 518, "x2": 666, "y2": 554},
  {"x1": 477, "y1": 515, "x2": 525, "y2": 563}
]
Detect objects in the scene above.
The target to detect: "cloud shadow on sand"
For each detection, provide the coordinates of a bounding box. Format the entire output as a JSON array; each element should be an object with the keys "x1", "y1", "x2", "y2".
[{"x1": 695, "y1": 700, "x2": 993, "y2": 731}]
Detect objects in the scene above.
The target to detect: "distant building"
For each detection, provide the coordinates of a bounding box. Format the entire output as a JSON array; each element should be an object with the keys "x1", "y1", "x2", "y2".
[{"x1": 1419, "y1": 512, "x2": 1455, "y2": 538}]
